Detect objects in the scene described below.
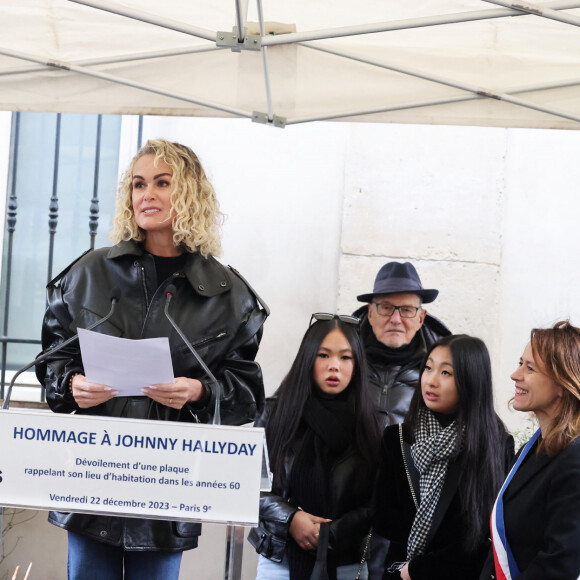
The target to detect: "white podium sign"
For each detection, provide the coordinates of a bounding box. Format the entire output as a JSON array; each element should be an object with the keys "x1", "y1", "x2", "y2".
[{"x1": 0, "y1": 409, "x2": 263, "y2": 526}]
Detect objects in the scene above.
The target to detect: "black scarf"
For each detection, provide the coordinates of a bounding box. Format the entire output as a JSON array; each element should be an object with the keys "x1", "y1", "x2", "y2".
[
  {"x1": 286, "y1": 387, "x2": 356, "y2": 580},
  {"x1": 362, "y1": 319, "x2": 421, "y2": 365}
]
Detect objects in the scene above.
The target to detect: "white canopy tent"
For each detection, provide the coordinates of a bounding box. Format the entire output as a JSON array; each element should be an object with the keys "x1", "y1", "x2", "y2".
[
  {"x1": 1, "y1": 0, "x2": 580, "y2": 129},
  {"x1": 2, "y1": 4, "x2": 580, "y2": 578}
]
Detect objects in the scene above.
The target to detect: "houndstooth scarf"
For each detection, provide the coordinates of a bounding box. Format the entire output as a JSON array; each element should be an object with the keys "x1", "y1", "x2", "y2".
[{"x1": 407, "y1": 408, "x2": 461, "y2": 560}]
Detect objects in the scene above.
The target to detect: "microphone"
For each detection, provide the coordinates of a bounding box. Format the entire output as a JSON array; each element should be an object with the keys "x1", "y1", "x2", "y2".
[
  {"x1": 163, "y1": 284, "x2": 221, "y2": 426},
  {"x1": 1, "y1": 287, "x2": 121, "y2": 410}
]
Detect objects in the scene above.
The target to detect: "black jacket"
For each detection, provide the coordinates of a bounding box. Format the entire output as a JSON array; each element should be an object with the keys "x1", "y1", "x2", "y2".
[
  {"x1": 36, "y1": 240, "x2": 268, "y2": 551},
  {"x1": 479, "y1": 437, "x2": 580, "y2": 580},
  {"x1": 248, "y1": 399, "x2": 375, "y2": 567},
  {"x1": 353, "y1": 305, "x2": 450, "y2": 427},
  {"x1": 373, "y1": 424, "x2": 513, "y2": 580}
]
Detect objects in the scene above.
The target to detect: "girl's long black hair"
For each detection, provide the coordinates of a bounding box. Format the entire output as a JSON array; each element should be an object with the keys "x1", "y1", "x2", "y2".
[
  {"x1": 406, "y1": 334, "x2": 510, "y2": 552},
  {"x1": 266, "y1": 318, "x2": 381, "y2": 491}
]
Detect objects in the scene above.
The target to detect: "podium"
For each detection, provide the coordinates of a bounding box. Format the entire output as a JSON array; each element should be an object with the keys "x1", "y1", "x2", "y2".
[{"x1": 0, "y1": 409, "x2": 271, "y2": 579}]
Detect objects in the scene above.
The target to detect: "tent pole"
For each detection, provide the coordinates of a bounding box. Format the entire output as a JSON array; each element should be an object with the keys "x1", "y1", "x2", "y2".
[
  {"x1": 68, "y1": 0, "x2": 580, "y2": 47},
  {"x1": 68, "y1": 0, "x2": 216, "y2": 41},
  {"x1": 234, "y1": 0, "x2": 248, "y2": 43},
  {"x1": 0, "y1": 46, "x2": 224, "y2": 78},
  {"x1": 287, "y1": 96, "x2": 484, "y2": 124},
  {"x1": 287, "y1": 76, "x2": 580, "y2": 124},
  {"x1": 297, "y1": 42, "x2": 580, "y2": 125},
  {"x1": 0, "y1": 46, "x2": 253, "y2": 119},
  {"x1": 256, "y1": 0, "x2": 274, "y2": 121},
  {"x1": 261, "y1": 0, "x2": 580, "y2": 46},
  {"x1": 482, "y1": 0, "x2": 580, "y2": 27}
]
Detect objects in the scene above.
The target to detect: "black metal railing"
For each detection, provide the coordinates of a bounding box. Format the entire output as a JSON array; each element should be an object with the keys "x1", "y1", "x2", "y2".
[
  {"x1": 0, "y1": 111, "x2": 122, "y2": 402},
  {"x1": 0, "y1": 112, "x2": 38, "y2": 400}
]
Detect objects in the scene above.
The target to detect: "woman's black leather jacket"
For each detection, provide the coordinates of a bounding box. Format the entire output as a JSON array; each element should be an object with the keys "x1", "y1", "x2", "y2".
[
  {"x1": 248, "y1": 400, "x2": 374, "y2": 566},
  {"x1": 36, "y1": 240, "x2": 269, "y2": 550}
]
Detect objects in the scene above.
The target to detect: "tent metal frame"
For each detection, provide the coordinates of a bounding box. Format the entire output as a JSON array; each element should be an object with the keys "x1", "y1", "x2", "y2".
[
  {"x1": 297, "y1": 42, "x2": 580, "y2": 124},
  {"x1": 0, "y1": 1, "x2": 579, "y2": 128},
  {"x1": 0, "y1": 46, "x2": 225, "y2": 78},
  {"x1": 286, "y1": 76, "x2": 580, "y2": 125},
  {"x1": 0, "y1": 46, "x2": 252, "y2": 119},
  {"x1": 482, "y1": 0, "x2": 580, "y2": 26}
]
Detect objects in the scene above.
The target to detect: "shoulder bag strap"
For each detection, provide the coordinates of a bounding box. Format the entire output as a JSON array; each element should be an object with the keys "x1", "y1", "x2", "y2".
[
  {"x1": 399, "y1": 423, "x2": 419, "y2": 509},
  {"x1": 355, "y1": 528, "x2": 372, "y2": 580}
]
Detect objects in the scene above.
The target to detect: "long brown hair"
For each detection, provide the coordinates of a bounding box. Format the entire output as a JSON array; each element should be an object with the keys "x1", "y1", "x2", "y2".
[{"x1": 531, "y1": 320, "x2": 580, "y2": 456}]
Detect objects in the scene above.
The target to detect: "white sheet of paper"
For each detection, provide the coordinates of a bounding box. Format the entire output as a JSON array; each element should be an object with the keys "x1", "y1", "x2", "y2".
[{"x1": 78, "y1": 328, "x2": 175, "y2": 397}]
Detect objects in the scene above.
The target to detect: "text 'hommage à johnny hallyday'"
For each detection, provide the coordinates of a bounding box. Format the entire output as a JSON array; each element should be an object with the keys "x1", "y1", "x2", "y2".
[{"x1": 12, "y1": 426, "x2": 258, "y2": 456}]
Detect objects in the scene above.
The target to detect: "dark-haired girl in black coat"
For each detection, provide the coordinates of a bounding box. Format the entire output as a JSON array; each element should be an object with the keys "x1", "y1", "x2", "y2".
[
  {"x1": 372, "y1": 334, "x2": 513, "y2": 580},
  {"x1": 249, "y1": 313, "x2": 382, "y2": 580}
]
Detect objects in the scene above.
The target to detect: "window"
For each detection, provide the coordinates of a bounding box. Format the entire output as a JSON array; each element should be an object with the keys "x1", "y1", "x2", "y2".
[{"x1": 0, "y1": 112, "x2": 122, "y2": 385}]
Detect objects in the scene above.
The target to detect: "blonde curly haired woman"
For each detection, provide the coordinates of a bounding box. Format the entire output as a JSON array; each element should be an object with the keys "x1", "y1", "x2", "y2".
[{"x1": 36, "y1": 139, "x2": 269, "y2": 580}]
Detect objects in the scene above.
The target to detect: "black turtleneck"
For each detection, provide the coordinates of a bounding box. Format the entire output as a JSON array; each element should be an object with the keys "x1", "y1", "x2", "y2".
[
  {"x1": 432, "y1": 409, "x2": 458, "y2": 428},
  {"x1": 152, "y1": 253, "x2": 187, "y2": 287}
]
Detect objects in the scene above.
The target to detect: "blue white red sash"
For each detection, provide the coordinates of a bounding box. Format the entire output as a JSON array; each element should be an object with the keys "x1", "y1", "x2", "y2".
[{"x1": 490, "y1": 428, "x2": 541, "y2": 580}]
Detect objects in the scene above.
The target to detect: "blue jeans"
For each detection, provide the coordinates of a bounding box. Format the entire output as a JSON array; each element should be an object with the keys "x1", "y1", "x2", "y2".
[
  {"x1": 67, "y1": 532, "x2": 183, "y2": 580},
  {"x1": 256, "y1": 553, "x2": 368, "y2": 580}
]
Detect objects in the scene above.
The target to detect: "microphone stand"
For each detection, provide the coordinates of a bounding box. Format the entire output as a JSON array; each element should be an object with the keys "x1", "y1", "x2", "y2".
[
  {"x1": 164, "y1": 292, "x2": 221, "y2": 426},
  {"x1": 1, "y1": 294, "x2": 119, "y2": 410}
]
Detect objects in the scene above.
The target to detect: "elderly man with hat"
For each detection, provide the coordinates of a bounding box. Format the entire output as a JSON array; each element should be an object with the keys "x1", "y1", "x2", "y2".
[{"x1": 354, "y1": 261, "x2": 450, "y2": 428}]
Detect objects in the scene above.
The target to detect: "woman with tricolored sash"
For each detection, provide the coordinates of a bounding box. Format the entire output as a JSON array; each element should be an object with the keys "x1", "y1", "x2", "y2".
[{"x1": 480, "y1": 320, "x2": 580, "y2": 580}]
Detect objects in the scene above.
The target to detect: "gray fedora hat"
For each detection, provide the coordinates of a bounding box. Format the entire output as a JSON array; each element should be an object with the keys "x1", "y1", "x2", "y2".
[{"x1": 357, "y1": 261, "x2": 439, "y2": 304}]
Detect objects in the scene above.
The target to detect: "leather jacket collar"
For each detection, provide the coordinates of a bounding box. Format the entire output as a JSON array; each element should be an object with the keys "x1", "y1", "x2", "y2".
[{"x1": 107, "y1": 240, "x2": 231, "y2": 297}]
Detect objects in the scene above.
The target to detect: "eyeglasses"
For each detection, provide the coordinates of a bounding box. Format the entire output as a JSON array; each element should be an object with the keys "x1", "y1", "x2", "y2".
[
  {"x1": 372, "y1": 302, "x2": 421, "y2": 318},
  {"x1": 309, "y1": 312, "x2": 361, "y2": 327}
]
